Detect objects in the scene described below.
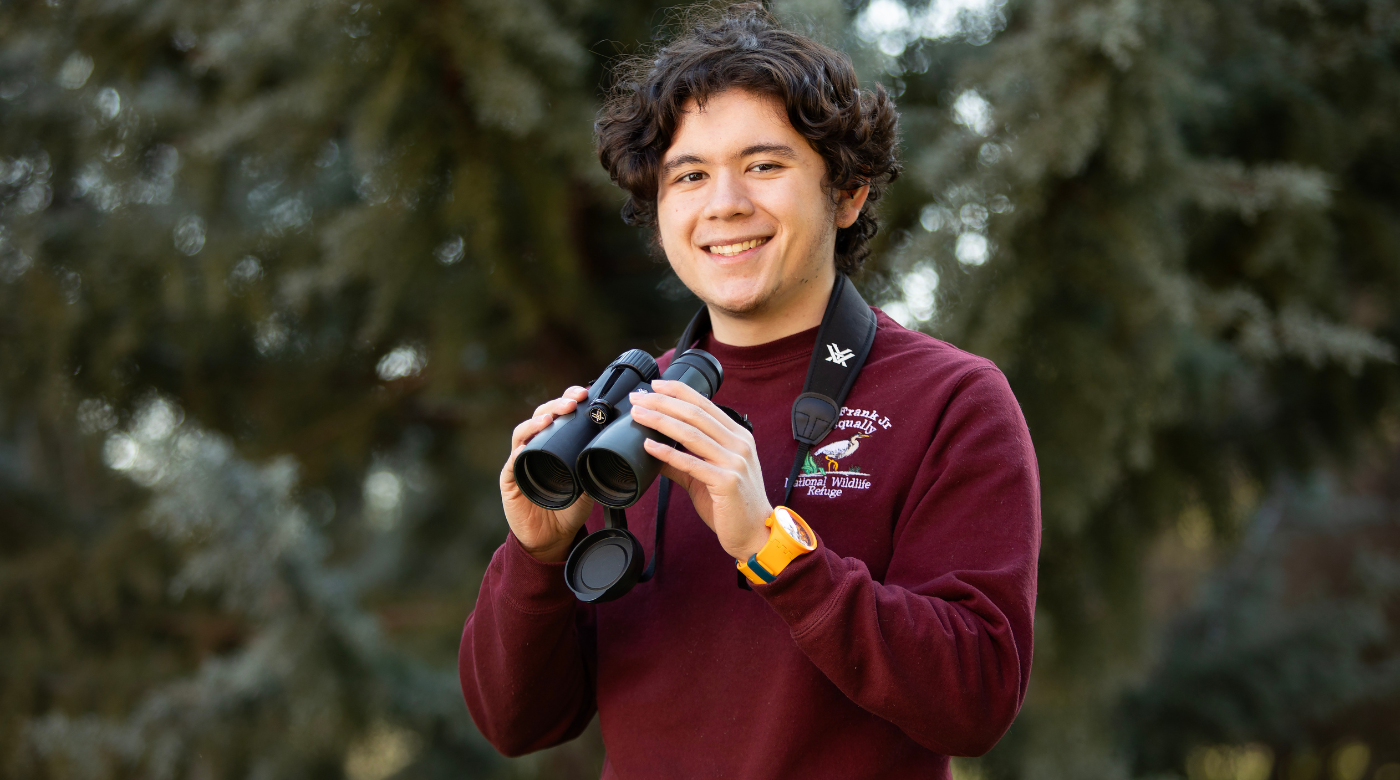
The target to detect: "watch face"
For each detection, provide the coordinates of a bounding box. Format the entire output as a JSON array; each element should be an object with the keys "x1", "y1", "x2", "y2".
[{"x1": 775, "y1": 508, "x2": 813, "y2": 548}]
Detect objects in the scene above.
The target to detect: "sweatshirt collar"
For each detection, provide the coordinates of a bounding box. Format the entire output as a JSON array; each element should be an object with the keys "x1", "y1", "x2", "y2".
[{"x1": 700, "y1": 323, "x2": 820, "y2": 369}]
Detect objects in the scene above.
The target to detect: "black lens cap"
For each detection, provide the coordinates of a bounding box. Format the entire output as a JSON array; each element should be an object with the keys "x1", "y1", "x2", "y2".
[{"x1": 565, "y1": 528, "x2": 645, "y2": 603}]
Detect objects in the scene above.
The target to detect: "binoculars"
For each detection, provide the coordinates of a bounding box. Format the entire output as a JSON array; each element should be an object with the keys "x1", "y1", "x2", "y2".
[{"x1": 514, "y1": 347, "x2": 724, "y2": 602}]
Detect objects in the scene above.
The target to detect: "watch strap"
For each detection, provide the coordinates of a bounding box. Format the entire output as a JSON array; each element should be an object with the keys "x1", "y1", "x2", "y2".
[{"x1": 740, "y1": 554, "x2": 777, "y2": 584}]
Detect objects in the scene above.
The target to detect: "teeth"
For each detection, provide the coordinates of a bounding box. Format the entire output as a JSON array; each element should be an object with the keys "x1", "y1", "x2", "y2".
[{"x1": 708, "y1": 237, "x2": 768, "y2": 256}]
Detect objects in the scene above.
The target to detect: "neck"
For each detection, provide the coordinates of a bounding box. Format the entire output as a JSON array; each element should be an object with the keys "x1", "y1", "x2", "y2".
[{"x1": 707, "y1": 267, "x2": 837, "y2": 347}]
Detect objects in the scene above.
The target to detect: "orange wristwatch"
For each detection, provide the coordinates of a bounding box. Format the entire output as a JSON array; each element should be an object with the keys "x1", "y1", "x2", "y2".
[{"x1": 737, "y1": 507, "x2": 817, "y2": 585}]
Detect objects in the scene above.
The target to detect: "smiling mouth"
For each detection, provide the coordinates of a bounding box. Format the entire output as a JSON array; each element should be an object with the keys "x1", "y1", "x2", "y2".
[{"x1": 706, "y1": 237, "x2": 770, "y2": 257}]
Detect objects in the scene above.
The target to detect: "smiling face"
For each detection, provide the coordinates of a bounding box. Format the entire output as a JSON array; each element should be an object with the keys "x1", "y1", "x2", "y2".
[{"x1": 656, "y1": 89, "x2": 867, "y2": 341}]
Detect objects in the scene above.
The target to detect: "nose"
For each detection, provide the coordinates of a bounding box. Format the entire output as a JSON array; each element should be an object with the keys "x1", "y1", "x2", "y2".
[{"x1": 702, "y1": 168, "x2": 754, "y2": 221}]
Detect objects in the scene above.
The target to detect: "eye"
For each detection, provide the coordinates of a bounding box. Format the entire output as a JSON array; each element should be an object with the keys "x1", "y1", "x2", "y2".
[
  {"x1": 677, "y1": 171, "x2": 706, "y2": 184},
  {"x1": 751, "y1": 162, "x2": 781, "y2": 173}
]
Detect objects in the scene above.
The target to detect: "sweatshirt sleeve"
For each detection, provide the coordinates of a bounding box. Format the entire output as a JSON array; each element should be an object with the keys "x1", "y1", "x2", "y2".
[
  {"x1": 754, "y1": 366, "x2": 1040, "y2": 757},
  {"x1": 458, "y1": 532, "x2": 598, "y2": 757}
]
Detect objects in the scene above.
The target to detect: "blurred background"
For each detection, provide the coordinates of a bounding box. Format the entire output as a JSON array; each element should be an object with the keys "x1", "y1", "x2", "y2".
[{"x1": 2, "y1": 0, "x2": 1398, "y2": 778}]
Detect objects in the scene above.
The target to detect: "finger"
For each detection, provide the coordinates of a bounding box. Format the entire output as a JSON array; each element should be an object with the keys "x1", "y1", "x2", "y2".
[
  {"x1": 510, "y1": 413, "x2": 556, "y2": 450},
  {"x1": 650, "y1": 379, "x2": 748, "y2": 438},
  {"x1": 563, "y1": 385, "x2": 589, "y2": 401},
  {"x1": 630, "y1": 387, "x2": 741, "y2": 448},
  {"x1": 631, "y1": 405, "x2": 738, "y2": 467},
  {"x1": 644, "y1": 437, "x2": 729, "y2": 489},
  {"x1": 501, "y1": 443, "x2": 527, "y2": 487},
  {"x1": 532, "y1": 395, "x2": 581, "y2": 419}
]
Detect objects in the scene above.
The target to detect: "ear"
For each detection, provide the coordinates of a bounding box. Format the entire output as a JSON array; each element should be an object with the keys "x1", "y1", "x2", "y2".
[{"x1": 835, "y1": 183, "x2": 871, "y2": 229}]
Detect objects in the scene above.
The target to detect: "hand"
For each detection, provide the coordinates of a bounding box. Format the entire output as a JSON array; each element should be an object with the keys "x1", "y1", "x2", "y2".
[
  {"x1": 500, "y1": 386, "x2": 595, "y2": 563},
  {"x1": 629, "y1": 380, "x2": 772, "y2": 561}
]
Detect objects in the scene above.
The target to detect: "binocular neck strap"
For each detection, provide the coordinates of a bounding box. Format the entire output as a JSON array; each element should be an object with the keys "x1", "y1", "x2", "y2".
[
  {"x1": 675, "y1": 306, "x2": 711, "y2": 357},
  {"x1": 609, "y1": 496, "x2": 663, "y2": 584},
  {"x1": 781, "y1": 274, "x2": 878, "y2": 505},
  {"x1": 605, "y1": 505, "x2": 628, "y2": 530}
]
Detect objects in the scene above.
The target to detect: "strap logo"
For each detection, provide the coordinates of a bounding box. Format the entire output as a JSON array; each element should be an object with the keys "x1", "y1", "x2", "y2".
[{"x1": 825, "y1": 342, "x2": 855, "y2": 367}]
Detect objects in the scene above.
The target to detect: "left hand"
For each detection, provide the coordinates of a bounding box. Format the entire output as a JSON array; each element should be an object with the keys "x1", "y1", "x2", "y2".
[{"x1": 628, "y1": 380, "x2": 772, "y2": 561}]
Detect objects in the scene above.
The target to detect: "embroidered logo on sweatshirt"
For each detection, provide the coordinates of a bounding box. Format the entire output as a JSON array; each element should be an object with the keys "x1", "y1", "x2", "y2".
[{"x1": 788, "y1": 406, "x2": 892, "y2": 498}]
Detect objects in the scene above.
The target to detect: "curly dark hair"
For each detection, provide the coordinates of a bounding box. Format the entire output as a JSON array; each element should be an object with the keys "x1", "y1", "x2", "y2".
[{"x1": 595, "y1": 3, "x2": 901, "y2": 275}]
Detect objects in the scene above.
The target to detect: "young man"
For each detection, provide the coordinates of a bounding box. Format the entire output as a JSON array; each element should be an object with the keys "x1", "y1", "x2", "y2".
[{"x1": 459, "y1": 7, "x2": 1040, "y2": 778}]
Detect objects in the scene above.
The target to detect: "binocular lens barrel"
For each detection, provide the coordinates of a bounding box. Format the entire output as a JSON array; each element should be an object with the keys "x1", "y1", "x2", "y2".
[
  {"x1": 581, "y1": 451, "x2": 638, "y2": 506},
  {"x1": 576, "y1": 349, "x2": 723, "y2": 508},
  {"x1": 517, "y1": 451, "x2": 577, "y2": 508},
  {"x1": 513, "y1": 349, "x2": 659, "y2": 510}
]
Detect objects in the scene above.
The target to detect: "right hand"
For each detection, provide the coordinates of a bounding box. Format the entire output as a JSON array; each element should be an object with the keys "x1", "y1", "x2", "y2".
[{"x1": 501, "y1": 386, "x2": 595, "y2": 563}]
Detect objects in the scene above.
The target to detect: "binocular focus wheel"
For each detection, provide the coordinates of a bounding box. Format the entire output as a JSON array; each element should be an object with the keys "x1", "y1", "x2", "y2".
[{"x1": 565, "y1": 528, "x2": 645, "y2": 603}]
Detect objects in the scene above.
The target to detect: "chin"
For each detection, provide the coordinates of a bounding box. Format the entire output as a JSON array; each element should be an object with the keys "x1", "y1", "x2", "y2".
[
  {"x1": 669, "y1": 248, "x2": 788, "y2": 316},
  {"x1": 698, "y1": 277, "x2": 782, "y2": 317}
]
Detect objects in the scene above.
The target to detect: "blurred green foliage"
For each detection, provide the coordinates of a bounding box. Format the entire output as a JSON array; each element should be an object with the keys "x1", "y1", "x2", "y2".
[
  {"x1": 1, "y1": 0, "x2": 1397, "y2": 778},
  {"x1": 861, "y1": 0, "x2": 1400, "y2": 774}
]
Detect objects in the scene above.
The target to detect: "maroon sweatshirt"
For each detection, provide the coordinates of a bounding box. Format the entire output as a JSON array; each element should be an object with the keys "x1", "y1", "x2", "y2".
[{"x1": 459, "y1": 310, "x2": 1040, "y2": 779}]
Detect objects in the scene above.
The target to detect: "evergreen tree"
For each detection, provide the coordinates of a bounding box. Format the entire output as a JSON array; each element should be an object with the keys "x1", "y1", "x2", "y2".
[
  {"x1": 841, "y1": 0, "x2": 1400, "y2": 775},
  {"x1": 3, "y1": 0, "x2": 1398, "y2": 777},
  {"x1": 1123, "y1": 462, "x2": 1400, "y2": 776},
  {"x1": 1, "y1": 0, "x2": 667, "y2": 775}
]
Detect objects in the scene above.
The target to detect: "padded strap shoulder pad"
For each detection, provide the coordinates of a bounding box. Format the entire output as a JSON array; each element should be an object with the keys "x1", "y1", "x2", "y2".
[
  {"x1": 793, "y1": 274, "x2": 877, "y2": 445},
  {"x1": 791, "y1": 392, "x2": 840, "y2": 445}
]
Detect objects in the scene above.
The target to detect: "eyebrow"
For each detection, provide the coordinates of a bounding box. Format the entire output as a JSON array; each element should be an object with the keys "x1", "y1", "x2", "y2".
[
  {"x1": 661, "y1": 153, "x2": 706, "y2": 177},
  {"x1": 738, "y1": 143, "x2": 800, "y2": 160},
  {"x1": 660, "y1": 143, "x2": 801, "y2": 178}
]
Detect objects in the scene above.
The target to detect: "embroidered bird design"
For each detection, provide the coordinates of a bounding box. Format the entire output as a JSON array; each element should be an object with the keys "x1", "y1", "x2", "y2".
[{"x1": 813, "y1": 433, "x2": 869, "y2": 472}]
